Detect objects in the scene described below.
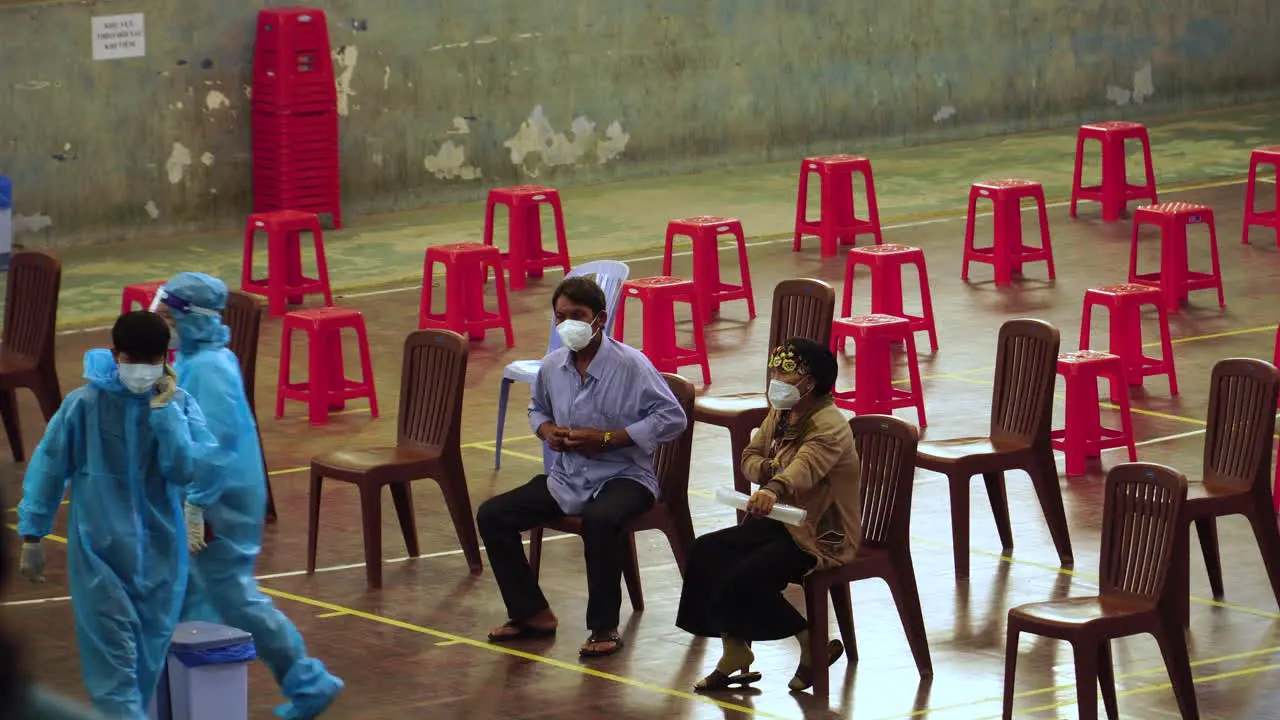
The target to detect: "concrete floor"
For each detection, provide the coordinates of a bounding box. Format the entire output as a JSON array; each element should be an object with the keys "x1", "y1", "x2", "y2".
[{"x1": 3, "y1": 104, "x2": 1280, "y2": 719}]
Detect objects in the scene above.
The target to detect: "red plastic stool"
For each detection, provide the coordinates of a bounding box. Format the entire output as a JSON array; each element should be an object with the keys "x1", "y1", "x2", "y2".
[
  {"x1": 483, "y1": 185, "x2": 571, "y2": 290},
  {"x1": 1243, "y1": 146, "x2": 1280, "y2": 246},
  {"x1": 613, "y1": 276, "x2": 712, "y2": 385},
  {"x1": 662, "y1": 216, "x2": 756, "y2": 323},
  {"x1": 1079, "y1": 284, "x2": 1178, "y2": 400},
  {"x1": 121, "y1": 281, "x2": 168, "y2": 314},
  {"x1": 121, "y1": 281, "x2": 177, "y2": 363},
  {"x1": 829, "y1": 314, "x2": 926, "y2": 426},
  {"x1": 241, "y1": 210, "x2": 334, "y2": 317},
  {"x1": 1128, "y1": 202, "x2": 1225, "y2": 313},
  {"x1": 418, "y1": 242, "x2": 514, "y2": 347},
  {"x1": 793, "y1": 155, "x2": 884, "y2": 257},
  {"x1": 1070, "y1": 121, "x2": 1158, "y2": 223},
  {"x1": 962, "y1": 179, "x2": 1056, "y2": 285},
  {"x1": 840, "y1": 244, "x2": 938, "y2": 353},
  {"x1": 1050, "y1": 350, "x2": 1138, "y2": 477},
  {"x1": 276, "y1": 306, "x2": 379, "y2": 426}
]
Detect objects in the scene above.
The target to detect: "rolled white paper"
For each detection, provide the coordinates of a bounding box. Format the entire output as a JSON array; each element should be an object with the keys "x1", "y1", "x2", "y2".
[{"x1": 714, "y1": 486, "x2": 807, "y2": 527}]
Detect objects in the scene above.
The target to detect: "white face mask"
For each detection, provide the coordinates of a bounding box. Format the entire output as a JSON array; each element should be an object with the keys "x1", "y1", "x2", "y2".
[
  {"x1": 118, "y1": 363, "x2": 164, "y2": 395},
  {"x1": 557, "y1": 317, "x2": 599, "y2": 352},
  {"x1": 767, "y1": 379, "x2": 804, "y2": 410}
]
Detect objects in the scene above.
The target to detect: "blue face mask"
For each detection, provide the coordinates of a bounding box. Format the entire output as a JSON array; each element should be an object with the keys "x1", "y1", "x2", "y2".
[{"x1": 118, "y1": 363, "x2": 164, "y2": 394}]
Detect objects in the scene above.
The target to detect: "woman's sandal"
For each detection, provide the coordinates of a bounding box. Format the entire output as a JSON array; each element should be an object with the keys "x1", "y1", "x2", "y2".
[
  {"x1": 487, "y1": 620, "x2": 557, "y2": 643},
  {"x1": 579, "y1": 631, "x2": 625, "y2": 657},
  {"x1": 787, "y1": 639, "x2": 845, "y2": 692},
  {"x1": 694, "y1": 668, "x2": 764, "y2": 693}
]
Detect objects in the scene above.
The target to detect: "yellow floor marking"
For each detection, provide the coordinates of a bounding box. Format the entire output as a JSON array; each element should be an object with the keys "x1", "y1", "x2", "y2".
[
  {"x1": 970, "y1": 661, "x2": 1280, "y2": 720},
  {"x1": 883, "y1": 645, "x2": 1280, "y2": 719},
  {"x1": 257, "y1": 585, "x2": 789, "y2": 719},
  {"x1": 315, "y1": 611, "x2": 348, "y2": 619}
]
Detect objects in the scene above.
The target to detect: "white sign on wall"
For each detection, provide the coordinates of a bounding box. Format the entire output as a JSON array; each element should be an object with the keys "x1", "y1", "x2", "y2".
[{"x1": 92, "y1": 13, "x2": 146, "y2": 61}]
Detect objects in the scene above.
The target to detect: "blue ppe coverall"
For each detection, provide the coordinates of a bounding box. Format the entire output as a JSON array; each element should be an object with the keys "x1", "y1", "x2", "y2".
[
  {"x1": 165, "y1": 272, "x2": 344, "y2": 720},
  {"x1": 18, "y1": 349, "x2": 222, "y2": 720}
]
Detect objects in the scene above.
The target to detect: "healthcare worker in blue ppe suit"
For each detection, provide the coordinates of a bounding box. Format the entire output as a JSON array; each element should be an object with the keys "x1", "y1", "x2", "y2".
[
  {"x1": 18, "y1": 311, "x2": 224, "y2": 720},
  {"x1": 155, "y1": 272, "x2": 344, "y2": 720}
]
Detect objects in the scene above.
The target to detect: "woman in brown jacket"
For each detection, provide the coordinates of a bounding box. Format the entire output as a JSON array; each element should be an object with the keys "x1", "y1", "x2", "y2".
[{"x1": 676, "y1": 338, "x2": 862, "y2": 693}]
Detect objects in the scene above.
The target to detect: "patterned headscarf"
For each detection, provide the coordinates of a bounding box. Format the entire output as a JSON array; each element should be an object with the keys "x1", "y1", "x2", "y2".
[{"x1": 768, "y1": 343, "x2": 810, "y2": 375}]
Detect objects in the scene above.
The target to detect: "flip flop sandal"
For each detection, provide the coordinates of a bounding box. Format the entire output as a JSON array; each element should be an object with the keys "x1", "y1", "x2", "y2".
[
  {"x1": 788, "y1": 639, "x2": 845, "y2": 692},
  {"x1": 694, "y1": 668, "x2": 764, "y2": 693},
  {"x1": 487, "y1": 620, "x2": 557, "y2": 643},
  {"x1": 578, "y1": 631, "x2": 625, "y2": 657}
]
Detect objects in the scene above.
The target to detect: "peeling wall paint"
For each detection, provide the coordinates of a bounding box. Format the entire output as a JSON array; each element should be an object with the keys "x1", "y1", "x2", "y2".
[
  {"x1": 165, "y1": 142, "x2": 192, "y2": 184},
  {"x1": 14, "y1": 215, "x2": 53, "y2": 233},
  {"x1": 503, "y1": 106, "x2": 630, "y2": 177},
  {"x1": 144, "y1": 200, "x2": 160, "y2": 219},
  {"x1": 333, "y1": 45, "x2": 358, "y2": 117},
  {"x1": 1106, "y1": 62, "x2": 1156, "y2": 106},
  {"x1": 204, "y1": 90, "x2": 230, "y2": 111},
  {"x1": 1, "y1": 0, "x2": 1277, "y2": 247},
  {"x1": 424, "y1": 140, "x2": 481, "y2": 180}
]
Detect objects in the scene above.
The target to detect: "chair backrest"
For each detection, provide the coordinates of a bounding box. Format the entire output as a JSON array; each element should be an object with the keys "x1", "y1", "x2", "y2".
[
  {"x1": 1098, "y1": 462, "x2": 1187, "y2": 602},
  {"x1": 221, "y1": 290, "x2": 262, "y2": 408},
  {"x1": 1202, "y1": 358, "x2": 1280, "y2": 490},
  {"x1": 764, "y1": 278, "x2": 836, "y2": 387},
  {"x1": 544, "y1": 260, "x2": 631, "y2": 354},
  {"x1": 850, "y1": 414, "x2": 919, "y2": 548},
  {"x1": 397, "y1": 329, "x2": 469, "y2": 450},
  {"x1": 988, "y1": 318, "x2": 1060, "y2": 443},
  {"x1": 2, "y1": 251, "x2": 61, "y2": 361},
  {"x1": 652, "y1": 372, "x2": 695, "y2": 503}
]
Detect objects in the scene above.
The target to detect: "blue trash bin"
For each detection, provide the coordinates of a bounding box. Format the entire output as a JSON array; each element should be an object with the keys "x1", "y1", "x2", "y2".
[
  {"x1": 0, "y1": 174, "x2": 12, "y2": 271},
  {"x1": 155, "y1": 622, "x2": 257, "y2": 720}
]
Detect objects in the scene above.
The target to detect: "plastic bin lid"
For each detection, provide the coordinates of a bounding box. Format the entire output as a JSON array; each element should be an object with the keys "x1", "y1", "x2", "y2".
[{"x1": 170, "y1": 621, "x2": 253, "y2": 652}]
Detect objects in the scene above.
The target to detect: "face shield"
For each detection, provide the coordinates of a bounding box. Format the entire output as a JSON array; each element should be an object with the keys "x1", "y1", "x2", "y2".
[{"x1": 149, "y1": 288, "x2": 220, "y2": 317}]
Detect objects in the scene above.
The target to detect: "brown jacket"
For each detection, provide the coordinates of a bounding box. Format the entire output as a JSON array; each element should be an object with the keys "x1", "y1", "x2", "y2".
[{"x1": 742, "y1": 398, "x2": 862, "y2": 572}]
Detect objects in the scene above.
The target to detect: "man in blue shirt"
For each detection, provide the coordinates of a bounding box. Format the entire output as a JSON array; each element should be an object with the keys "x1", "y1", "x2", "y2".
[{"x1": 478, "y1": 276, "x2": 688, "y2": 657}]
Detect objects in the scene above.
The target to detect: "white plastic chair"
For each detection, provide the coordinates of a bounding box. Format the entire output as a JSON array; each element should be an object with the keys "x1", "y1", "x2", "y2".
[{"x1": 493, "y1": 260, "x2": 630, "y2": 470}]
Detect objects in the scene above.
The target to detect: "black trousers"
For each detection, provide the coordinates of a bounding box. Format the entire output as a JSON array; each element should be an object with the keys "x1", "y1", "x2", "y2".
[
  {"x1": 476, "y1": 474, "x2": 654, "y2": 632},
  {"x1": 676, "y1": 517, "x2": 817, "y2": 642}
]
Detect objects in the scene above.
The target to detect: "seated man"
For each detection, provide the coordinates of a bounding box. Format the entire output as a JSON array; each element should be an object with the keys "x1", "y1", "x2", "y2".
[
  {"x1": 676, "y1": 338, "x2": 862, "y2": 693},
  {"x1": 478, "y1": 276, "x2": 687, "y2": 657}
]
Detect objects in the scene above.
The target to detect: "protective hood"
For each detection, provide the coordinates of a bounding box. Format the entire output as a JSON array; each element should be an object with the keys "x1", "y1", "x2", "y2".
[
  {"x1": 163, "y1": 272, "x2": 231, "y2": 352},
  {"x1": 82, "y1": 349, "x2": 131, "y2": 395}
]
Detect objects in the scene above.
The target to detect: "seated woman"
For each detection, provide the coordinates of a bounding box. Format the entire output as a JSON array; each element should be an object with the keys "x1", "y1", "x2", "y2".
[{"x1": 676, "y1": 338, "x2": 862, "y2": 693}]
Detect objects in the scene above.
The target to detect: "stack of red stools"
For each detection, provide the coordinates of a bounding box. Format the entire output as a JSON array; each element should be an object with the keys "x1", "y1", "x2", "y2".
[{"x1": 251, "y1": 8, "x2": 342, "y2": 228}]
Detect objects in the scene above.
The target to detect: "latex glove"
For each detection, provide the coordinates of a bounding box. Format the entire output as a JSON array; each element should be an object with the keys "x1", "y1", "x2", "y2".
[
  {"x1": 19, "y1": 541, "x2": 45, "y2": 583},
  {"x1": 151, "y1": 365, "x2": 178, "y2": 410},
  {"x1": 184, "y1": 502, "x2": 207, "y2": 553}
]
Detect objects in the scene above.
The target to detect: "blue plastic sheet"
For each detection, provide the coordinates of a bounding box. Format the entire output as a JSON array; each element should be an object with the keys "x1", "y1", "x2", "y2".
[
  {"x1": 0, "y1": 175, "x2": 11, "y2": 209},
  {"x1": 173, "y1": 640, "x2": 257, "y2": 668}
]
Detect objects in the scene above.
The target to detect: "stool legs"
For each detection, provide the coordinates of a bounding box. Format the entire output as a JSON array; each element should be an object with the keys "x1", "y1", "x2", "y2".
[
  {"x1": 914, "y1": 260, "x2": 940, "y2": 353},
  {"x1": 1033, "y1": 190, "x2": 1057, "y2": 280},
  {"x1": 793, "y1": 171, "x2": 813, "y2": 252}
]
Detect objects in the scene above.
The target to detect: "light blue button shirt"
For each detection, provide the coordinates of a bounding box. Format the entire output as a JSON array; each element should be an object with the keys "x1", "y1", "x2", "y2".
[{"x1": 528, "y1": 336, "x2": 688, "y2": 514}]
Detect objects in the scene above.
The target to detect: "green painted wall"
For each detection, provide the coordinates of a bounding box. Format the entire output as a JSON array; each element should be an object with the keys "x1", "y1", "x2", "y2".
[{"x1": 1, "y1": 0, "x2": 1275, "y2": 246}]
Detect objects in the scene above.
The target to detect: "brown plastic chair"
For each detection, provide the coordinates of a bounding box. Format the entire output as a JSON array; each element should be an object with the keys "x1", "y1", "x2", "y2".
[
  {"x1": 306, "y1": 329, "x2": 483, "y2": 589},
  {"x1": 693, "y1": 278, "x2": 836, "y2": 499},
  {"x1": 802, "y1": 415, "x2": 932, "y2": 697},
  {"x1": 1002, "y1": 462, "x2": 1197, "y2": 720},
  {"x1": 1176, "y1": 358, "x2": 1280, "y2": 626},
  {"x1": 915, "y1": 318, "x2": 1072, "y2": 579},
  {"x1": 0, "y1": 251, "x2": 63, "y2": 462},
  {"x1": 527, "y1": 372, "x2": 696, "y2": 612},
  {"x1": 222, "y1": 289, "x2": 277, "y2": 522}
]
